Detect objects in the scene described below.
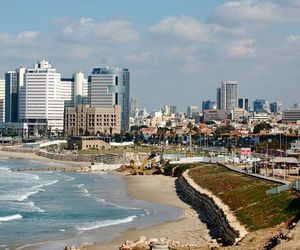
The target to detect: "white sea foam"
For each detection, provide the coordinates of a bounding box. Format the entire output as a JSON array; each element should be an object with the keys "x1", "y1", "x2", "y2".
[
  {"x1": 23, "y1": 201, "x2": 45, "y2": 213},
  {"x1": 76, "y1": 215, "x2": 137, "y2": 231},
  {"x1": 0, "y1": 179, "x2": 59, "y2": 202},
  {"x1": 77, "y1": 184, "x2": 84, "y2": 188},
  {"x1": 0, "y1": 214, "x2": 23, "y2": 222},
  {"x1": 0, "y1": 166, "x2": 11, "y2": 172},
  {"x1": 65, "y1": 177, "x2": 75, "y2": 181}
]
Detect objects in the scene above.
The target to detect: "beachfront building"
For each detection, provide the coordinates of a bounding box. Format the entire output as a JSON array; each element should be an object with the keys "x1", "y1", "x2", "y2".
[
  {"x1": 64, "y1": 104, "x2": 121, "y2": 136},
  {"x1": 0, "y1": 79, "x2": 5, "y2": 124},
  {"x1": 5, "y1": 67, "x2": 26, "y2": 122},
  {"x1": 90, "y1": 67, "x2": 130, "y2": 131},
  {"x1": 61, "y1": 70, "x2": 89, "y2": 108},
  {"x1": 221, "y1": 80, "x2": 238, "y2": 112},
  {"x1": 67, "y1": 136, "x2": 111, "y2": 151},
  {"x1": 19, "y1": 60, "x2": 64, "y2": 135}
]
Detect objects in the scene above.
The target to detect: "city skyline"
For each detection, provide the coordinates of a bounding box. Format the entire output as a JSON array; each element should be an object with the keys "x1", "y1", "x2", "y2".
[{"x1": 0, "y1": 0, "x2": 300, "y2": 110}]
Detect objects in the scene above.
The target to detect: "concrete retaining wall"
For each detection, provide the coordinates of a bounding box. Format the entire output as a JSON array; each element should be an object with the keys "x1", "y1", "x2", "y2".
[
  {"x1": 36, "y1": 150, "x2": 148, "y2": 165},
  {"x1": 177, "y1": 170, "x2": 247, "y2": 245}
]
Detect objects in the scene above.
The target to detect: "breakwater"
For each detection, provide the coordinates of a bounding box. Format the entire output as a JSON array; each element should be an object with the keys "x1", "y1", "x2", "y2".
[{"x1": 177, "y1": 169, "x2": 247, "y2": 245}]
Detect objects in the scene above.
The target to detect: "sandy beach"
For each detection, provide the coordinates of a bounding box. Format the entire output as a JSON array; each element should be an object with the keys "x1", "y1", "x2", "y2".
[
  {"x1": 87, "y1": 175, "x2": 213, "y2": 250},
  {"x1": 0, "y1": 149, "x2": 212, "y2": 249}
]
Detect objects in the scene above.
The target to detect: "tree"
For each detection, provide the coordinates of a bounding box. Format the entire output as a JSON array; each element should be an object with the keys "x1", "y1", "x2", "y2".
[{"x1": 253, "y1": 122, "x2": 272, "y2": 134}]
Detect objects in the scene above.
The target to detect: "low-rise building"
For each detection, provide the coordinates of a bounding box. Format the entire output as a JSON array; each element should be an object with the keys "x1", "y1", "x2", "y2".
[
  {"x1": 64, "y1": 104, "x2": 121, "y2": 136},
  {"x1": 67, "y1": 136, "x2": 111, "y2": 150},
  {"x1": 203, "y1": 109, "x2": 227, "y2": 122}
]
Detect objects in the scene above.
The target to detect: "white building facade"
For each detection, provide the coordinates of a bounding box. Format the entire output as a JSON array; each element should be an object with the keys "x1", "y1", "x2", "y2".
[
  {"x1": 0, "y1": 79, "x2": 5, "y2": 124},
  {"x1": 19, "y1": 60, "x2": 64, "y2": 134}
]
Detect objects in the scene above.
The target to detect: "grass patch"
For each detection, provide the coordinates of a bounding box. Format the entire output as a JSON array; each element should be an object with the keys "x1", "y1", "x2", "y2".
[{"x1": 188, "y1": 164, "x2": 300, "y2": 231}]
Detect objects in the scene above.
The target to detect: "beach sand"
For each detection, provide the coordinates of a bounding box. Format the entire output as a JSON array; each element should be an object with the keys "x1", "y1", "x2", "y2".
[
  {"x1": 87, "y1": 175, "x2": 213, "y2": 250},
  {"x1": 0, "y1": 149, "x2": 212, "y2": 249}
]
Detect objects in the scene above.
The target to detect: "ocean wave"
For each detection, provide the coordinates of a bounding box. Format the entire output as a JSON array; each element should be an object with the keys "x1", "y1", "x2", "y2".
[
  {"x1": 22, "y1": 201, "x2": 45, "y2": 213},
  {"x1": 65, "y1": 177, "x2": 76, "y2": 181},
  {"x1": 0, "y1": 214, "x2": 23, "y2": 222},
  {"x1": 0, "y1": 166, "x2": 11, "y2": 172},
  {"x1": 77, "y1": 184, "x2": 84, "y2": 188},
  {"x1": 76, "y1": 215, "x2": 137, "y2": 231}
]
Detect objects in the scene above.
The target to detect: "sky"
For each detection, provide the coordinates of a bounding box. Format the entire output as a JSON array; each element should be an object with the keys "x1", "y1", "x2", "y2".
[{"x1": 0, "y1": 0, "x2": 300, "y2": 111}]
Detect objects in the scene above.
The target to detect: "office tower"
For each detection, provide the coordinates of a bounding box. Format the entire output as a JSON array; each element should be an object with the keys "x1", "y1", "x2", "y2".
[
  {"x1": 253, "y1": 99, "x2": 270, "y2": 113},
  {"x1": 238, "y1": 98, "x2": 249, "y2": 111},
  {"x1": 170, "y1": 105, "x2": 177, "y2": 114},
  {"x1": 19, "y1": 60, "x2": 64, "y2": 134},
  {"x1": 130, "y1": 97, "x2": 138, "y2": 116},
  {"x1": 216, "y1": 87, "x2": 221, "y2": 110},
  {"x1": 202, "y1": 100, "x2": 217, "y2": 112},
  {"x1": 270, "y1": 101, "x2": 282, "y2": 114},
  {"x1": 5, "y1": 67, "x2": 26, "y2": 122},
  {"x1": 90, "y1": 67, "x2": 130, "y2": 131},
  {"x1": 0, "y1": 79, "x2": 5, "y2": 124},
  {"x1": 162, "y1": 105, "x2": 170, "y2": 116},
  {"x1": 61, "y1": 71, "x2": 89, "y2": 108},
  {"x1": 187, "y1": 106, "x2": 198, "y2": 118},
  {"x1": 221, "y1": 80, "x2": 238, "y2": 112}
]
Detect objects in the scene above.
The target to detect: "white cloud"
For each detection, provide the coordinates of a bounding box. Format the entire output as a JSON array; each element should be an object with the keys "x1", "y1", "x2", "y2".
[
  {"x1": 0, "y1": 31, "x2": 40, "y2": 48},
  {"x1": 59, "y1": 18, "x2": 139, "y2": 44},
  {"x1": 124, "y1": 51, "x2": 151, "y2": 63},
  {"x1": 149, "y1": 16, "x2": 210, "y2": 42},
  {"x1": 211, "y1": 0, "x2": 300, "y2": 25},
  {"x1": 225, "y1": 39, "x2": 256, "y2": 57},
  {"x1": 287, "y1": 34, "x2": 300, "y2": 43}
]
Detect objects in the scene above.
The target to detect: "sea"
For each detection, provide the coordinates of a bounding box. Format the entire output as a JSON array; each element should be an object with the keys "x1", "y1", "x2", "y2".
[{"x1": 0, "y1": 157, "x2": 181, "y2": 250}]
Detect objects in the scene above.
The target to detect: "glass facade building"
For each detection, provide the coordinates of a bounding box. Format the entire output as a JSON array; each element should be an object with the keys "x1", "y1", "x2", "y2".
[{"x1": 90, "y1": 67, "x2": 130, "y2": 131}]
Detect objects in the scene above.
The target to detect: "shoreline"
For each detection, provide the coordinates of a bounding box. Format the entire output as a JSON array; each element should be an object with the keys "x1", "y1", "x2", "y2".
[
  {"x1": 0, "y1": 150, "x2": 213, "y2": 249},
  {"x1": 86, "y1": 175, "x2": 213, "y2": 250}
]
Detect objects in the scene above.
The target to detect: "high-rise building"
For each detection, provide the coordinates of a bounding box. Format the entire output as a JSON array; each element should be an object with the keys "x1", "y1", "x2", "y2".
[
  {"x1": 221, "y1": 80, "x2": 238, "y2": 112},
  {"x1": 253, "y1": 99, "x2": 269, "y2": 113},
  {"x1": 130, "y1": 97, "x2": 138, "y2": 116},
  {"x1": 90, "y1": 67, "x2": 130, "y2": 131},
  {"x1": 270, "y1": 101, "x2": 282, "y2": 114},
  {"x1": 5, "y1": 67, "x2": 26, "y2": 122},
  {"x1": 0, "y1": 79, "x2": 5, "y2": 124},
  {"x1": 170, "y1": 105, "x2": 177, "y2": 115},
  {"x1": 19, "y1": 60, "x2": 64, "y2": 134},
  {"x1": 187, "y1": 106, "x2": 198, "y2": 118},
  {"x1": 202, "y1": 100, "x2": 216, "y2": 112},
  {"x1": 61, "y1": 71, "x2": 89, "y2": 108},
  {"x1": 238, "y1": 98, "x2": 249, "y2": 111},
  {"x1": 216, "y1": 87, "x2": 221, "y2": 110}
]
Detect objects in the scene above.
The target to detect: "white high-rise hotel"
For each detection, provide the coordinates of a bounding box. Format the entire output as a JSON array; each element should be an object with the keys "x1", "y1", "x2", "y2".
[{"x1": 19, "y1": 60, "x2": 64, "y2": 131}]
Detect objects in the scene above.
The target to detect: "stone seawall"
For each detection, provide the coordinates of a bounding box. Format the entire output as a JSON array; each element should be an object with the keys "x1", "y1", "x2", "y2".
[
  {"x1": 36, "y1": 150, "x2": 148, "y2": 165},
  {"x1": 177, "y1": 170, "x2": 247, "y2": 245}
]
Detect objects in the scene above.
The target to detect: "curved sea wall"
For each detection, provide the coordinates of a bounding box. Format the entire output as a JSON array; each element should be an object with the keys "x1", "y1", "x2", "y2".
[
  {"x1": 36, "y1": 150, "x2": 148, "y2": 164},
  {"x1": 177, "y1": 169, "x2": 247, "y2": 245}
]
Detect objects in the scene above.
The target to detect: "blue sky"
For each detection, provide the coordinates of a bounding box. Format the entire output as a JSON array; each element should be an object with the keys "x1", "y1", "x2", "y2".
[{"x1": 0, "y1": 0, "x2": 300, "y2": 111}]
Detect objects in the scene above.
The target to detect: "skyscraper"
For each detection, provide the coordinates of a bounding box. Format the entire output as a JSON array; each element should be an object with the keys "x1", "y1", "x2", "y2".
[
  {"x1": 270, "y1": 101, "x2": 282, "y2": 114},
  {"x1": 221, "y1": 80, "x2": 238, "y2": 112},
  {"x1": 202, "y1": 100, "x2": 217, "y2": 112},
  {"x1": 187, "y1": 106, "x2": 198, "y2": 118},
  {"x1": 130, "y1": 97, "x2": 138, "y2": 116},
  {"x1": 253, "y1": 99, "x2": 269, "y2": 113},
  {"x1": 216, "y1": 87, "x2": 221, "y2": 110},
  {"x1": 90, "y1": 67, "x2": 130, "y2": 131},
  {"x1": 61, "y1": 71, "x2": 89, "y2": 108},
  {"x1": 5, "y1": 67, "x2": 26, "y2": 122},
  {"x1": 19, "y1": 60, "x2": 64, "y2": 134},
  {"x1": 238, "y1": 98, "x2": 249, "y2": 111},
  {"x1": 0, "y1": 79, "x2": 5, "y2": 124}
]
